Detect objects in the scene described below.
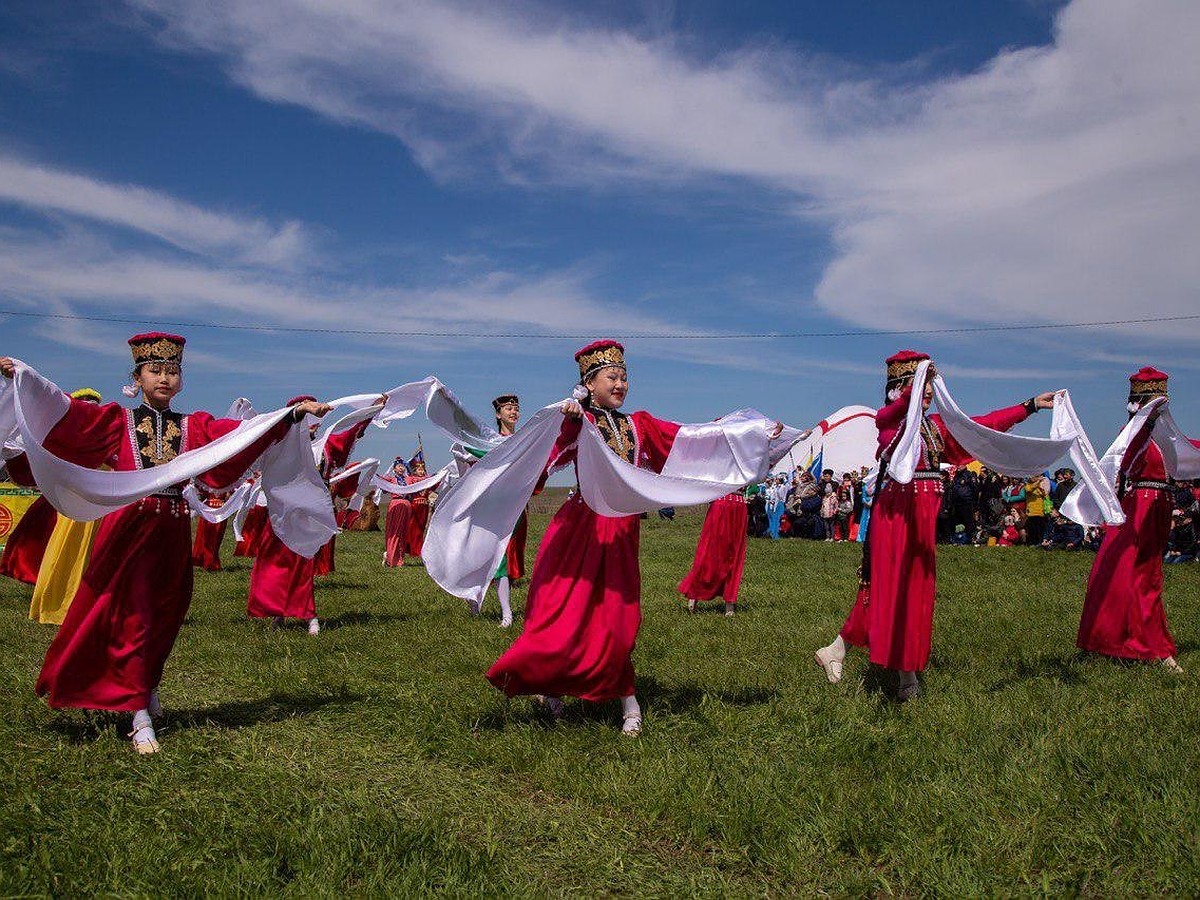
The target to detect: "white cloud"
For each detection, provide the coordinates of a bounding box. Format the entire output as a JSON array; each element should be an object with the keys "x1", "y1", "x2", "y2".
[
  {"x1": 127, "y1": 0, "x2": 1200, "y2": 338},
  {"x1": 0, "y1": 154, "x2": 311, "y2": 267}
]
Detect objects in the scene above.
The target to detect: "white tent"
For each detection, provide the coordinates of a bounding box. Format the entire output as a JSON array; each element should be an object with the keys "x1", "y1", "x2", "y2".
[{"x1": 771, "y1": 405, "x2": 878, "y2": 479}]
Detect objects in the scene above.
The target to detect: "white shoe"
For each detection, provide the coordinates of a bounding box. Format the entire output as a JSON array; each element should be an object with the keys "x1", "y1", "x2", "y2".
[
  {"x1": 499, "y1": 614, "x2": 513, "y2": 629},
  {"x1": 724, "y1": 603, "x2": 735, "y2": 617},
  {"x1": 621, "y1": 714, "x2": 642, "y2": 736},
  {"x1": 1161, "y1": 656, "x2": 1185, "y2": 675},
  {"x1": 687, "y1": 599, "x2": 697, "y2": 613},
  {"x1": 130, "y1": 710, "x2": 161, "y2": 755},
  {"x1": 814, "y1": 642, "x2": 845, "y2": 684},
  {"x1": 307, "y1": 617, "x2": 320, "y2": 636},
  {"x1": 148, "y1": 690, "x2": 163, "y2": 719}
]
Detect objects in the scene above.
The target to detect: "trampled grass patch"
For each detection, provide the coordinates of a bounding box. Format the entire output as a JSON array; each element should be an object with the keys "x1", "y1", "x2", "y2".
[{"x1": 2, "y1": 513, "x2": 1198, "y2": 894}]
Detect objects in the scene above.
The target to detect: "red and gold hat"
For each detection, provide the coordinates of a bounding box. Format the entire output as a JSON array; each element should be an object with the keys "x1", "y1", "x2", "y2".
[
  {"x1": 885, "y1": 349, "x2": 929, "y2": 388},
  {"x1": 575, "y1": 340, "x2": 626, "y2": 382},
  {"x1": 1128, "y1": 366, "x2": 1168, "y2": 402},
  {"x1": 492, "y1": 394, "x2": 519, "y2": 411},
  {"x1": 128, "y1": 332, "x2": 185, "y2": 368},
  {"x1": 287, "y1": 394, "x2": 318, "y2": 406}
]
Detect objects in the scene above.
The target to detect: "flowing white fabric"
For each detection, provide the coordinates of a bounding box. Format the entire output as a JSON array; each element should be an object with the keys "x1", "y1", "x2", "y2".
[
  {"x1": 183, "y1": 481, "x2": 253, "y2": 523},
  {"x1": 424, "y1": 405, "x2": 564, "y2": 603},
  {"x1": 371, "y1": 464, "x2": 452, "y2": 497},
  {"x1": 1, "y1": 361, "x2": 336, "y2": 557},
  {"x1": 329, "y1": 457, "x2": 381, "y2": 513},
  {"x1": 885, "y1": 361, "x2": 1122, "y2": 526},
  {"x1": 231, "y1": 479, "x2": 264, "y2": 544},
  {"x1": 425, "y1": 402, "x2": 783, "y2": 602},
  {"x1": 1151, "y1": 401, "x2": 1200, "y2": 479}
]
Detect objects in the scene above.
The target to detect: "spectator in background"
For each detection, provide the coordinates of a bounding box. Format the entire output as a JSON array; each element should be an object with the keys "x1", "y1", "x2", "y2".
[
  {"x1": 1024, "y1": 475, "x2": 1049, "y2": 545},
  {"x1": 950, "y1": 465, "x2": 980, "y2": 538},
  {"x1": 1001, "y1": 477, "x2": 1027, "y2": 536},
  {"x1": 998, "y1": 515, "x2": 1021, "y2": 546},
  {"x1": 1053, "y1": 468, "x2": 1077, "y2": 506},
  {"x1": 820, "y1": 481, "x2": 839, "y2": 542},
  {"x1": 1040, "y1": 511, "x2": 1084, "y2": 550},
  {"x1": 1165, "y1": 511, "x2": 1196, "y2": 563},
  {"x1": 835, "y1": 487, "x2": 854, "y2": 541}
]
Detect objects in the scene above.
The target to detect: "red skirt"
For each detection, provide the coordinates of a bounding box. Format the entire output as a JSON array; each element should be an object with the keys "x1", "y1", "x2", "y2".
[
  {"x1": 314, "y1": 536, "x2": 335, "y2": 577},
  {"x1": 36, "y1": 497, "x2": 192, "y2": 711},
  {"x1": 247, "y1": 522, "x2": 316, "y2": 619},
  {"x1": 407, "y1": 500, "x2": 429, "y2": 557},
  {"x1": 383, "y1": 497, "x2": 411, "y2": 567},
  {"x1": 233, "y1": 506, "x2": 268, "y2": 558},
  {"x1": 678, "y1": 494, "x2": 747, "y2": 603},
  {"x1": 505, "y1": 510, "x2": 528, "y2": 581},
  {"x1": 843, "y1": 477, "x2": 942, "y2": 671},
  {"x1": 0, "y1": 495, "x2": 58, "y2": 585},
  {"x1": 1077, "y1": 487, "x2": 1175, "y2": 660},
  {"x1": 190, "y1": 518, "x2": 227, "y2": 571},
  {"x1": 487, "y1": 495, "x2": 641, "y2": 702}
]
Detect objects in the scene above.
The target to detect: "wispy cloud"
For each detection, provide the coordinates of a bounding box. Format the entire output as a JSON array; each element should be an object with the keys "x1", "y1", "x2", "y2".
[
  {"x1": 0, "y1": 154, "x2": 311, "y2": 267},
  {"x1": 126, "y1": 0, "x2": 1200, "y2": 340}
]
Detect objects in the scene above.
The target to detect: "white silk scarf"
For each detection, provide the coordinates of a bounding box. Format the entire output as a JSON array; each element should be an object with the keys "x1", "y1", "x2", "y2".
[
  {"x1": 0, "y1": 361, "x2": 337, "y2": 558},
  {"x1": 183, "y1": 481, "x2": 253, "y2": 524},
  {"x1": 424, "y1": 403, "x2": 783, "y2": 603},
  {"x1": 371, "y1": 464, "x2": 452, "y2": 497},
  {"x1": 886, "y1": 361, "x2": 1122, "y2": 526}
]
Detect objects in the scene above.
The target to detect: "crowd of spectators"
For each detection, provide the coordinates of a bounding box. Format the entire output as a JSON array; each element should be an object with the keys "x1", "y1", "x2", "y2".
[{"x1": 747, "y1": 463, "x2": 1200, "y2": 561}]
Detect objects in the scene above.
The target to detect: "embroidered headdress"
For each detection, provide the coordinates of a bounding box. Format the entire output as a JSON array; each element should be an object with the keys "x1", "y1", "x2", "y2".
[
  {"x1": 128, "y1": 332, "x2": 185, "y2": 368},
  {"x1": 1128, "y1": 366, "x2": 1168, "y2": 403},
  {"x1": 885, "y1": 349, "x2": 930, "y2": 401},
  {"x1": 492, "y1": 394, "x2": 519, "y2": 411},
  {"x1": 575, "y1": 340, "x2": 626, "y2": 383},
  {"x1": 70, "y1": 387, "x2": 102, "y2": 402}
]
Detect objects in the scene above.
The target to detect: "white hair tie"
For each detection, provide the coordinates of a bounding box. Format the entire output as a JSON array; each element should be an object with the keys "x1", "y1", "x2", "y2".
[
  {"x1": 571, "y1": 384, "x2": 589, "y2": 402},
  {"x1": 121, "y1": 383, "x2": 140, "y2": 398}
]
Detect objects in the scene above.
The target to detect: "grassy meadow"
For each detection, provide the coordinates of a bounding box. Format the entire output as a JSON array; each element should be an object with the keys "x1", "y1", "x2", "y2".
[{"x1": 2, "y1": 506, "x2": 1199, "y2": 896}]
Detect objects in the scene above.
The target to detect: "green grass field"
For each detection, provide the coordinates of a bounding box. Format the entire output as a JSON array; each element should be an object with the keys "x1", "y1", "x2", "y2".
[{"x1": 2, "y1": 510, "x2": 1199, "y2": 896}]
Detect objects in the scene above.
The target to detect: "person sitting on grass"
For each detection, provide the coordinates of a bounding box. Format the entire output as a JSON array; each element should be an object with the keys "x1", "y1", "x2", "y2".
[
  {"x1": 1039, "y1": 511, "x2": 1084, "y2": 550},
  {"x1": 1164, "y1": 511, "x2": 1196, "y2": 564}
]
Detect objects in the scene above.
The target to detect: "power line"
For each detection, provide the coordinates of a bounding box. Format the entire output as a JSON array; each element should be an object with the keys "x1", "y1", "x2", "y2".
[{"x1": 0, "y1": 307, "x2": 1196, "y2": 339}]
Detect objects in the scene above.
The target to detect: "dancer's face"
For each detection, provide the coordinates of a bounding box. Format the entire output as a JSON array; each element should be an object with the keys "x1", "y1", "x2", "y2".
[
  {"x1": 497, "y1": 401, "x2": 520, "y2": 432},
  {"x1": 135, "y1": 362, "x2": 182, "y2": 409},
  {"x1": 587, "y1": 366, "x2": 628, "y2": 410},
  {"x1": 922, "y1": 381, "x2": 934, "y2": 410}
]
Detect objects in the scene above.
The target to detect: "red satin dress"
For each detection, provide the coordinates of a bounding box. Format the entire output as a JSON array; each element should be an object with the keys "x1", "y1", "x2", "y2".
[
  {"x1": 247, "y1": 420, "x2": 368, "y2": 619},
  {"x1": 233, "y1": 504, "x2": 267, "y2": 557},
  {"x1": 406, "y1": 480, "x2": 433, "y2": 558},
  {"x1": 840, "y1": 389, "x2": 1029, "y2": 671},
  {"x1": 1077, "y1": 433, "x2": 1199, "y2": 660},
  {"x1": 487, "y1": 409, "x2": 679, "y2": 702},
  {"x1": 0, "y1": 453, "x2": 57, "y2": 584},
  {"x1": 35, "y1": 399, "x2": 288, "y2": 711},
  {"x1": 190, "y1": 493, "x2": 229, "y2": 572},
  {"x1": 678, "y1": 492, "x2": 748, "y2": 605}
]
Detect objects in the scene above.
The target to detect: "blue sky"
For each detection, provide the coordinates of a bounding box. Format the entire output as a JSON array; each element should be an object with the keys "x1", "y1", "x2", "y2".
[{"x1": 1, "y1": 0, "x2": 1197, "y2": 469}]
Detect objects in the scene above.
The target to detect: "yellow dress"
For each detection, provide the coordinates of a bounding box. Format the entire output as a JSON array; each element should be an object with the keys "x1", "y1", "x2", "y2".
[{"x1": 28, "y1": 514, "x2": 101, "y2": 625}]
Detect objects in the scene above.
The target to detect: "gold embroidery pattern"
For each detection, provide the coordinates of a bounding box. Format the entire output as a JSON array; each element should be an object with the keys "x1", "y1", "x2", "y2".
[
  {"x1": 576, "y1": 345, "x2": 626, "y2": 380},
  {"x1": 919, "y1": 417, "x2": 944, "y2": 470},
  {"x1": 130, "y1": 338, "x2": 184, "y2": 365},
  {"x1": 135, "y1": 409, "x2": 183, "y2": 466},
  {"x1": 595, "y1": 410, "x2": 637, "y2": 464}
]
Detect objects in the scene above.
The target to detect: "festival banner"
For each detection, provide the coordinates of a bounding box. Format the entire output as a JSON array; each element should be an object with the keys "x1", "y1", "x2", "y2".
[{"x1": 0, "y1": 482, "x2": 39, "y2": 549}]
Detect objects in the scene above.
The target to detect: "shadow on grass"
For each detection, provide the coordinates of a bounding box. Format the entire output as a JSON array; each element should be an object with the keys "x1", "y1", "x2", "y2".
[
  {"x1": 471, "y1": 675, "x2": 778, "y2": 732},
  {"x1": 47, "y1": 690, "x2": 366, "y2": 743},
  {"x1": 321, "y1": 611, "x2": 413, "y2": 630},
  {"x1": 985, "y1": 652, "x2": 1086, "y2": 693}
]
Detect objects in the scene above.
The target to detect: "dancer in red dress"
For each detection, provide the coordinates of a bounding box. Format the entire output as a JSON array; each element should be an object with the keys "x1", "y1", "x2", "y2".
[
  {"x1": 814, "y1": 350, "x2": 1055, "y2": 699},
  {"x1": 247, "y1": 405, "x2": 373, "y2": 633},
  {"x1": 486, "y1": 341, "x2": 680, "y2": 735},
  {"x1": 0, "y1": 461, "x2": 57, "y2": 585},
  {"x1": 380, "y1": 458, "x2": 412, "y2": 567},
  {"x1": 405, "y1": 452, "x2": 433, "y2": 558},
  {"x1": 678, "y1": 490, "x2": 748, "y2": 617},
  {"x1": 190, "y1": 488, "x2": 230, "y2": 572},
  {"x1": 0, "y1": 337, "x2": 329, "y2": 753},
  {"x1": 494, "y1": 395, "x2": 528, "y2": 583},
  {"x1": 1077, "y1": 368, "x2": 1198, "y2": 672}
]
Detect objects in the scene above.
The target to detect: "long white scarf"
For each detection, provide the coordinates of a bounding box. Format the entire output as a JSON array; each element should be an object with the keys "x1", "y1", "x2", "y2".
[
  {"x1": 371, "y1": 464, "x2": 452, "y2": 497},
  {"x1": 183, "y1": 481, "x2": 253, "y2": 524},
  {"x1": 328, "y1": 458, "x2": 382, "y2": 513},
  {"x1": 886, "y1": 360, "x2": 1122, "y2": 526},
  {"x1": 0, "y1": 361, "x2": 337, "y2": 558},
  {"x1": 424, "y1": 403, "x2": 783, "y2": 603}
]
